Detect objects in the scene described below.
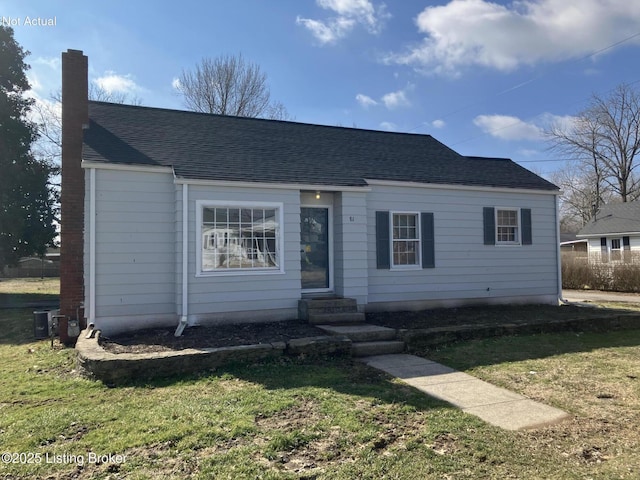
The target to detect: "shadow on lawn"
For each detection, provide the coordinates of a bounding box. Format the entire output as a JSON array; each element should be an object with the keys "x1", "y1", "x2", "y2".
[
  {"x1": 123, "y1": 356, "x2": 455, "y2": 414},
  {"x1": 417, "y1": 324, "x2": 640, "y2": 371},
  {"x1": 0, "y1": 305, "x2": 58, "y2": 345},
  {"x1": 0, "y1": 293, "x2": 59, "y2": 309}
]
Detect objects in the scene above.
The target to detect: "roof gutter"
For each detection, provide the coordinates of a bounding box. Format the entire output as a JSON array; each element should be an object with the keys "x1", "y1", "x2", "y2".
[
  {"x1": 364, "y1": 179, "x2": 560, "y2": 196},
  {"x1": 173, "y1": 176, "x2": 371, "y2": 192},
  {"x1": 577, "y1": 231, "x2": 640, "y2": 238}
]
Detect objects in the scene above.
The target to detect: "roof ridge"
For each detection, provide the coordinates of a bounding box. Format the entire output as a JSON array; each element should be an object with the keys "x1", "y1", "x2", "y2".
[{"x1": 88, "y1": 100, "x2": 442, "y2": 139}]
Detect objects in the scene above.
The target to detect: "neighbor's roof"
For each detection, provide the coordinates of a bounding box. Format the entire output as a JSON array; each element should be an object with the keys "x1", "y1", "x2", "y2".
[
  {"x1": 83, "y1": 102, "x2": 558, "y2": 191},
  {"x1": 577, "y1": 201, "x2": 640, "y2": 236}
]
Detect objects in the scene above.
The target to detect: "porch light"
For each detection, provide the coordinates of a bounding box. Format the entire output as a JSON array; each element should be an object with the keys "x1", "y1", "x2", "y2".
[{"x1": 315, "y1": 191, "x2": 321, "y2": 200}]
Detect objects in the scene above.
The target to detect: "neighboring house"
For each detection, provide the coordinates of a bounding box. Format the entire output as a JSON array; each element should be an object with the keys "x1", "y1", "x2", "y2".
[
  {"x1": 559, "y1": 233, "x2": 587, "y2": 255},
  {"x1": 576, "y1": 201, "x2": 640, "y2": 263},
  {"x1": 2, "y1": 257, "x2": 59, "y2": 278},
  {"x1": 1, "y1": 248, "x2": 60, "y2": 278},
  {"x1": 59, "y1": 50, "x2": 562, "y2": 336}
]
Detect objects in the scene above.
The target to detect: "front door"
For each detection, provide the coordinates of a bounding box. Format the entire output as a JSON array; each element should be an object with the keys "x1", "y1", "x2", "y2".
[{"x1": 300, "y1": 207, "x2": 330, "y2": 290}]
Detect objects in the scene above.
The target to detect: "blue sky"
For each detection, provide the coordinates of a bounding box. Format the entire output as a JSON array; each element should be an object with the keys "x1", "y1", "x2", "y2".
[{"x1": 4, "y1": 0, "x2": 640, "y2": 179}]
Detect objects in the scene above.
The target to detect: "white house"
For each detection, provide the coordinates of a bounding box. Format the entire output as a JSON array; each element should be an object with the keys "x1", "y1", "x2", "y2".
[
  {"x1": 59, "y1": 50, "x2": 562, "y2": 336},
  {"x1": 577, "y1": 201, "x2": 640, "y2": 263}
]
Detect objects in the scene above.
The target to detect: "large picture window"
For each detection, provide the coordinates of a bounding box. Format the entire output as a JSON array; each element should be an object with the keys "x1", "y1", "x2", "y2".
[
  {"x1": 199, "y1": 202, "x2": 282, "y2": 273},
  {"x1": 392, "y1": 212, "x2": 421, "y2": 267}
]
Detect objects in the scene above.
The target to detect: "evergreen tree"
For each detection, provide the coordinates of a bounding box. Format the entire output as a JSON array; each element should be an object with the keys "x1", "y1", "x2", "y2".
[{"x1": 0, "y1": 26, "x2": 57, "y2": 272}]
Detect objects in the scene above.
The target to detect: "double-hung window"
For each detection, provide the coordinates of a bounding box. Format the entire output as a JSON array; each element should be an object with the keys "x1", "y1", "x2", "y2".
[
  {"x1": 610, "y1": 238, "x2": 622, "y2": 262},
  {"x1": 483, "y1": 207, "x2": 532, "y2": 246},
  {"x1": 375, "y1": 211, "x2": 435, "y2": 270},
  {"x1": 198, "y1": 201, "x2": 283, "y2": 274},
  {"x1": 392, "y1": 212, "x2": 421, "y2": 267},
  {"x1": 496, "y1": 209, "x2": 520, "y2": 244}
]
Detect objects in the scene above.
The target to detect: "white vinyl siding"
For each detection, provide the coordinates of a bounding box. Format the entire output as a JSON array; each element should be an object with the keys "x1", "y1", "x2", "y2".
[
  {"x1": 86, "y1": 169, "x2": 176, "y2": 321},
  {"x1": 367, "y1": 184, "x2": 559, "y2": 307},
  {"x1": 585, "y1": 236, "x2": 639, "y2": 263},
  {"x1": 333, "y1": 191, "x2": 368, "y2": 306}
]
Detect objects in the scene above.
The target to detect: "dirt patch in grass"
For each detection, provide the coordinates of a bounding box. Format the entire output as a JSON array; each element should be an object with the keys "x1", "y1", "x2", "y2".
[{"x1": 100, "y1": 321, "x2": 326, "y2": 354}]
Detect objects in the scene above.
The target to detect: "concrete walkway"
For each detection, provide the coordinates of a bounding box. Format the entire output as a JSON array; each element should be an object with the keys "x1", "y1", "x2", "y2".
[{"x1": 360, "y1": 354, "x2": 571, "y2": 431}]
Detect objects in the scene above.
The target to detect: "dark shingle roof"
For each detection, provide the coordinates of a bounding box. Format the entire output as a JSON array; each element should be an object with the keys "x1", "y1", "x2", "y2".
[
  {"x1": 83, "y1": 102, "x2": 558, "y2": 191},
  {"x1": 577, "y1": 201, "x2": 640, "y2": 236}
]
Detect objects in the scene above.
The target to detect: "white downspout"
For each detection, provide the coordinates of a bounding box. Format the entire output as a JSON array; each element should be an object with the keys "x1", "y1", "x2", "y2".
[
  {"x1": 555, "y1": 193, "x2": 565, "y2": 304},
  {"x1": 174, "y1": 183, "x2": 189, "y2": 336},
  {"x1": 89, "y1": 167, "x2": 96, "y2": 327}
]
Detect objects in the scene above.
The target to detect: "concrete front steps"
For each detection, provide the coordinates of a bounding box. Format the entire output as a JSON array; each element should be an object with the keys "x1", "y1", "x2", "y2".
[
  {"x1": 299, "y1": 297, "x2": 405, "y2": 357},
  {"x1": 299, "y1": 297, "x2": 365, "y2": 325}
]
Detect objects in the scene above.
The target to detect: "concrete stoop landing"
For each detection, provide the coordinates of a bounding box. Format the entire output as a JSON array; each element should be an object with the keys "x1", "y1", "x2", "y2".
[{"x1": 299, "y1": 297, "x2": 405, "y2": 357}]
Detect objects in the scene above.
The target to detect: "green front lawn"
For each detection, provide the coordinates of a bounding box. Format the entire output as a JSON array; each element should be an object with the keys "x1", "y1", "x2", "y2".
[{"x1": 1, "y1": 280, "x2": 639, "y2": 479}]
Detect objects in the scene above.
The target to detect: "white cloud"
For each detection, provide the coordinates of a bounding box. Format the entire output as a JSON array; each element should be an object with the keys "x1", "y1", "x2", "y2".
[
  {"x1": 297, "y1": 0, "x2": 390, "y2": 45},
  {"x1": 33, "y1": 56, "x2": 61, "y2": 70},
  {"x1": 539, "y1": 113, "x2": 578, "y2": 132},
  {"x1": 171, "y1": 77, "x2": 182, "y2": 90},
  {"x1": 356, "y1": 88, "x2": 411, "y2": 110},
  {"x1": 355, "y1": 93, "x2": 378, "y2": 108},
  {"x1": 295, "y1": 16, "x2": 355, "y2": 44},
  {"x1": 386, "y1": 0, "x2": 640, "y2": 75},
  {"x1": 518, "y1": 148, "x2": 540, "y2": 157},
  {"x1": 24, "y1": 57, "x2": 62, "y2": 98},
  {"x1": 431, "y1": 119, "x2": 446, "y2": 129},
  {"x1": 379, "y1": 121, "x2": 397, "y2": 131},
  {"x1": 93, "y1": 71, "x2": 139, "y2": 94},
  {"x1": 473, "y1": 114, "x2": 543, "y2": 141},
  {"x1": 381, "y1": 89, "x2": 410, "y2": 109}
]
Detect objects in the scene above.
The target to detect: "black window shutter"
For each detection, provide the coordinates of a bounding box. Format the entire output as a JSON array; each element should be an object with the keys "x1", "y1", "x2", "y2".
[
  {"x1": 421, "y1": 212, "x2": 435, "y2": 268},
  {"x1": 375, "y1": 211, "x2": 390, "y2": 269},
  {"x1": 483, "y1": 207, "x2": 495, "y2": 245},
  {"x1": 600, "y1": 237, "x2": 608, "y2": 262},
  {"x1": 623, "y1": 236, "x2": 631, "y2": 250},
  {"x1": 521, "y1": 208, "x2": 532, "y2": 245}
]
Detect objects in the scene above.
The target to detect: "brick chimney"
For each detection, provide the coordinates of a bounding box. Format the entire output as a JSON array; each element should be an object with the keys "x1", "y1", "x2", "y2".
[{"x1": 60, "y1": 49, "x2": 88, "y2": 326}]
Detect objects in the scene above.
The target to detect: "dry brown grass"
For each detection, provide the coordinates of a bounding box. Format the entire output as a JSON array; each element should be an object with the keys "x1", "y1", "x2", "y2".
[
  {"x1": 428, "y1": 329, "x2": 640, "y2": 479},
  {"x1": 0, "y1": 277, "x2": 60, "y2": 295}
]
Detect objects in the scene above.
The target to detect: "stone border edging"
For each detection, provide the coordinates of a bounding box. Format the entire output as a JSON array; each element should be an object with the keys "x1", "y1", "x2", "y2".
[
  {"x1": 400, "y1": 314, "x2": 640, "y2": 350},
  {"x1": 76, "y1": 330, "x2": 351, "y2": 384}
]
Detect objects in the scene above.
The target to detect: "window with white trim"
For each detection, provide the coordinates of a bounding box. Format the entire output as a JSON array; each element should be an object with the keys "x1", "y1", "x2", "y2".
[
  {"x1": 200, "y1": 204, "x2": 281, "y2": 272},
  {"x1": 610, "y1": 238, "x2": 622, "y2": 261},
  {"x1": 496, "y1": 209, "x2": 520, "y2": 245},
  {"x1": 392, "y1": 212, "x2": 421, "y2": 267}
]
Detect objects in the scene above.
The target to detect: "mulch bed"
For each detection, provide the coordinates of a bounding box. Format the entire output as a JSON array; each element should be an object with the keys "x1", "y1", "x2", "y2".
[
  {"x1": 100, "y1": 320, "x2": 326, "y2": 354},
  {"x1": 99, "y1": 304, "x2": 632, "y2": 354},
  {"x1": 366, "y1": 304, "x2": 625, "y2": 329}
]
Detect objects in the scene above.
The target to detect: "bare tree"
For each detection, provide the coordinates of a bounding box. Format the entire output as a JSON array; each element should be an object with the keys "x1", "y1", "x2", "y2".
[
  {"x1": 175, "y1": 54, "x2": 289, "y2": 120},
  {"x1": 550, "y1": 166, "x2": 614, "y2": 231},
  {"x1": 547, "y1": 84, "x2": 640, "y2": 207},
  {"x1": 88, "y1": 83, "x2": 142, "y2": 105},
  {"x1": 31, "y1": 86, "x2": 142, "y2": 166}
]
